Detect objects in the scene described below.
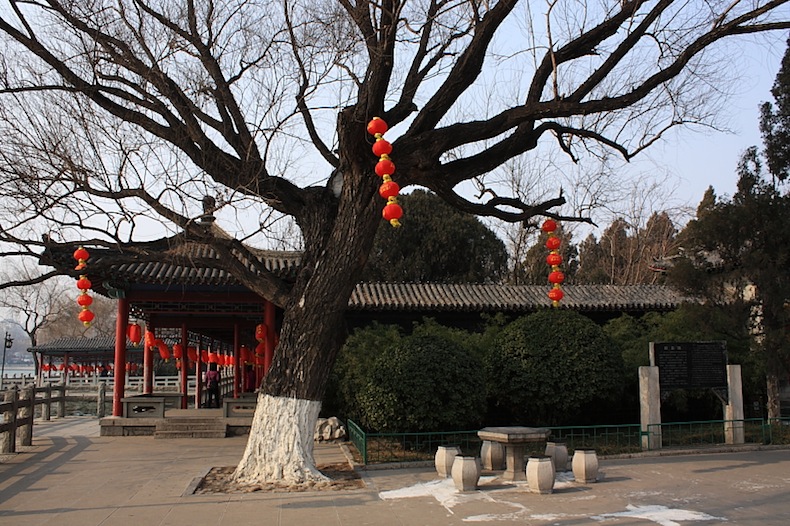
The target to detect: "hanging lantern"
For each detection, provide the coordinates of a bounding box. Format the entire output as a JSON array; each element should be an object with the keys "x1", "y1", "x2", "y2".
[
  {"x1": 208, "y1": 352, "x2": 218, "y2": 364},
  {"x1": 367, "y1": 117, "x2": 403, "y2": 228},
  {"x1": 255, "y1": 341, "x2": 266, "y2": 356},
  {"x1": 75, "y1": 274, "x2": 94, "y2": 327},
  {"x1": 157, "y1": 342, "x2": 170, "y2": 361},
  {"x1": 187, "y1": 346, "x2": 198, "y2": 362},
  {"x1": 78, "y1": 309, "x2": 95, "y2": 326},
  {"x1": 548, "y1": 271, "x2": 565, "y2": 284},
  {"x1": 144, "y1": 330, "x2": 156, "y2": 348},
  {"x1": 240, "y1": 344, "x2": 250, "y2": 363},
  {"x1": 382, "y1": 200, "x2": 403, "y2": 222},
  {"x1": 127, "y1": 323, "x2": 142, "y2": 345},
  {"x1": 371, "y1": 138, "x2": 392, "y2": 156},
  {"x1": 73, "y1": 246, "x2": 89, "y2": 271},
  {"x1": 76, "y1": 292, "x2": 93, "y2": 307},
  {"x1": 546, "y1": 253, "x2": 563, "y2": 267},
  {"x1": 541, "y1": 219, "x2": 558, "y2": 233},
  {"x1": 543, "y1": 219, "x2": 564, "y2": 307},
  {"x1": 201, "y1": 349, "x2": 209, "y2": 362},
  {"x1": 255, "y1": 323, "x2": 267, "y2": 342},
  {"x1": 545, "y1": 236, "x2": 561, "y2": 250}
]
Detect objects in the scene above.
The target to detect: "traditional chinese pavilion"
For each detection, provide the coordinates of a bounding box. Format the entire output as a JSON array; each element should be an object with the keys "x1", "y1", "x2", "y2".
[{"x1": 40, "y1": 239, "x2": 689, "y2": 418}]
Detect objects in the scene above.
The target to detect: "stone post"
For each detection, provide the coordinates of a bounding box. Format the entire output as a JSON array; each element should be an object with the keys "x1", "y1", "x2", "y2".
[
  {"x1": 724, "y1": 364, "x2": 745, "y2": 445},
  {"x1": 639, "y1": 366, "x2": 662, "y2": 450},
  {"x1": 42, "y1": 384, "x2": 51, "y2": 421},
  {"x1": 1, "y1": 386, "x2": 18, "y2": 454},
  {"x1": 57, "y1": 382, "x2": 66, "y2": 418},
  {"x1": 97, "y1": 382, "x2": 106, "y2": 418},
  {"x1": 18, "y1": 384, "x2": 34, "y2": 447}
]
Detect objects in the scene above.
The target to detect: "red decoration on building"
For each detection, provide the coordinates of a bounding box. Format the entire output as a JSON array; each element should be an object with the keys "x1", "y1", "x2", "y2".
[
  {"x1": 75, "y1": 254, "x2": 94, "y2": 326},
  {"x1": 367, "y1": 117, "x2": 402, "y2": 227},
  {"x1": 127, "y1": 323, "x2": 142, "y2": 345},
  {"x1": 543, "y1": 219, "x2": 564, "y2": 307},
  {"x1": 255, "y1": 323, "x2": 267, "y2": 342}
]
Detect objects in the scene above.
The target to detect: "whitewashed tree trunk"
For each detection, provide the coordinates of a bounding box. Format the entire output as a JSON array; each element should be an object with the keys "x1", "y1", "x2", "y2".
[{"x1": 233, "y1": 394, "x2": 328, "y2": 484}]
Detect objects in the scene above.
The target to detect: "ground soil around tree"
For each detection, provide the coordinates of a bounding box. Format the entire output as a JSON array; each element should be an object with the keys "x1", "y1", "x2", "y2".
[{"x1": 194, "y1": 463, "x2": 365, "y2": 494}]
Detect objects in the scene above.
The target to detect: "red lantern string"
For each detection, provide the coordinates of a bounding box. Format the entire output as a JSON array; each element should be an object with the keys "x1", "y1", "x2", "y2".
[
  {"x1": 74, "y1": 246, "x2": 94, "y2": 327},
  {"x1": 367, "y1": 117, "x2": 402, "y2": 227},
  {"x1": 542, "y1": 219, "x2": 564, "y2": 307}
]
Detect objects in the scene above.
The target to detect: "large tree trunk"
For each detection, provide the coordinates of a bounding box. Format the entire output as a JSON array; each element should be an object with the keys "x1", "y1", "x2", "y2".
[{"x1": 234, "y1": 121, "x2": 382, "y2": 483}]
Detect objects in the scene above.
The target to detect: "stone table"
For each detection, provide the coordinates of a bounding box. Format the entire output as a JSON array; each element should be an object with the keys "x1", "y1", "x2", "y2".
[{"x1": 478, "y1": 426, "x2": 551, "y2": 481}]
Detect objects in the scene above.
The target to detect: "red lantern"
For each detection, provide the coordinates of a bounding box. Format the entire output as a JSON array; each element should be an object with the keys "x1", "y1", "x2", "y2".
[
  {"x1": 545, "y1": 237, "x2": 561, "y2": 250},
  {"x1": 548, "y1": 288, "x2": 564, "y2": 302},
  {"x1": 366, "y1": 117, "x2": 388, "y2": 136},
  {"x1": 375, "y1": 158, "x2": 396, "y2": 176},
  {"x1": 379, "y1": 180, "x2": 400, "y2": 199},
  {"x1": 201, "y1": 349, "x2": 209, "y2": 362},
  {"x1": 157, "y1": 342, "x2": 170, "y2": 361},
  {"x1": 73, "y1": 246, "x2": 90, "y2": 270},
  {"x1": 170, "y1": 342, "x2": 182, "y2": 359},
  {"x1": 76, "y1": 293, "x2": 93, "y2": 307},
  {"x1": 548, "y1": 271, "x2": 565, "y2": 284},
  {"x1": 255, "y1": 323, "x2": 267, "y2": 342},
  {"x1": 187, "y1": 346, "x2": 198, "y2": 362},
  {"x1": 208, "y1": 352, "x2": 218, "y2": 364},
  {"x1": 144, "y1": 330, "x2": 156, "y2": 348},
  {"x1": 78, "y1": 309, "x2": 95, "y2": 326},
  {"x1": 546, "y1": 253, "x2": 563, "y2": 267},
  {"x1": 127, "y1": 323, "x2": 142, "y2": 345},
  {"x1": 372, "y1": 139, "x2": 392, "y2": 157},
  {"x1": 541, "y1": 219, "x2": 557, "y2": 233},
  {"x1": 239, "y1": 345, "x2": 250, "y2": 363},
  {"x1": 76, "y1": 276, "x2": 92, "y2": 290},
  {"x1": 382, "y1": 202, "x2": 403, "y2": 221},
  {"x1": 255, "y1": 341, "x2": 266, "y2": 356}
]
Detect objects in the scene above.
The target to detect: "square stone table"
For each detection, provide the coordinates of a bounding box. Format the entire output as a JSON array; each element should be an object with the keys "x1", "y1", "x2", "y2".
[{"x1": 478, "y1": 426, "x2": 551, "y2": 481}]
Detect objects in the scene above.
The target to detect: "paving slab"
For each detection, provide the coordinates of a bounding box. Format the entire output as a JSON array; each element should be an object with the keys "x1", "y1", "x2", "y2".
[{"x1": 2, "y1": 417, "x2": 790, "y2": 525}]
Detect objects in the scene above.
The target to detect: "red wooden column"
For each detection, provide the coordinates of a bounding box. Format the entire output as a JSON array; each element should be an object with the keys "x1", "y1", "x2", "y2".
[
  {"x1": 112, "y1": 298, "x2": 130, "y2": 416},
  {"x1": 180, "y1": 323, "x2": 189, "y2": 409},
  {"x1": 264, "y1": 300, "x2": 276, "y2": 374},
  {"x1": 143, "y1": 323, "x2": 153, "y2": 394},
  {"x1": 233, "y1": 323, "x2": 241, "y2": 398},
  {"x1": 194, "y1": 341, "x2": 205, "y2": 409}
]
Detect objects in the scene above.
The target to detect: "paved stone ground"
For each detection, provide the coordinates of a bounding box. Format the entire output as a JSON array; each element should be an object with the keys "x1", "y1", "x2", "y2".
[{"x1": 1, "y1": 417, "x2": 789, "y2": 525}]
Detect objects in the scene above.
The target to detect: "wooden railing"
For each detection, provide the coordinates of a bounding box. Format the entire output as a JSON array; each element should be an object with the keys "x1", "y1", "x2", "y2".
[{"x1": 0, "y1": 383, "x2": 67, "y2": 454}]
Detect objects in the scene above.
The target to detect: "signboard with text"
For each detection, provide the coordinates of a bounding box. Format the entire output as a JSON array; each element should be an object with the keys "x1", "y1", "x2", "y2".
[{"x1": 650, "y1": 341, "x2": 728, "y2": 391}]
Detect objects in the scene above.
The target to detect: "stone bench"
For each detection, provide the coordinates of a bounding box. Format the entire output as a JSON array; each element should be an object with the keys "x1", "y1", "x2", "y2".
[
  {"x1": 121, "y1": 395, "x2": 166, "y2": 419},
  {"x1": 222, "y1": 397, "x2": 257, "y2": 418}
]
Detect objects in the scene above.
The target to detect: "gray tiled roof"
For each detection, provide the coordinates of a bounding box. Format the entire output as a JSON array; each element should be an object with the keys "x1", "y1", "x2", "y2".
[
  {"x1": 349, "y1": 283, "x2": 689, "y2": 312},
  {"x1": 105, "y1": 248, "x2": 301, "y2": 286}
]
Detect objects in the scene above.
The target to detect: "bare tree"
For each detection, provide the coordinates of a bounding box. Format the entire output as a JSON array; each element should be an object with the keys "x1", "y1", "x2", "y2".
[
  {"x1": 0, "y1": 259, "x2": 116, "y2": 350},
  {"x1": 1, "y1": 0, "x2": 788, "y2": 485}
]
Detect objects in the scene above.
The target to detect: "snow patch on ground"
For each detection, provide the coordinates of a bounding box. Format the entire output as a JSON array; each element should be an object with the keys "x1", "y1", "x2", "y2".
[
  {"x1": 379, "y1": 476, "x2": 502, "y2": 514},
  {"x1": 592, "y1": 504, "x2": 725, "y2": 526}
]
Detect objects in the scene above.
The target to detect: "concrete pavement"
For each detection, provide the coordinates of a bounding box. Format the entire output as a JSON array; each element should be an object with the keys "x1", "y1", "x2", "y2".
[{"x1": 1, "y1": 417, "x2": 789, "y2": 525}]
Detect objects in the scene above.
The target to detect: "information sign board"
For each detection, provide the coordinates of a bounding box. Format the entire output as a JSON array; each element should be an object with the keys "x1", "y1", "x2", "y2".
[{"x1": 651, "y1": 341, "x2": 728, "y2": 391}]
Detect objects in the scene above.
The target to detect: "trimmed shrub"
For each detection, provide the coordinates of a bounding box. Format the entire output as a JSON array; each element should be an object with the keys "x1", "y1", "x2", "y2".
[
  {"x1": 357, "y1": 332, "x2": 486, "y2": 432},
  {"x1": 486, "y1": 309, "x2": 623, "y2": 426}
]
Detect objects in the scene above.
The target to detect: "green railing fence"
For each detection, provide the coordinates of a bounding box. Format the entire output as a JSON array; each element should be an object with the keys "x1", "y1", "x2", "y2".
[{"x1": 348, "y1": 418, "x2": 790, "y2": 465}]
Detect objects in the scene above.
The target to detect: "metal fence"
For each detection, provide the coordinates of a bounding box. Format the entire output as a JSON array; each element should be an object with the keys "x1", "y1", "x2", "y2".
[{"x1": 349, "y1": 418, "x2": 790, "y2": 465}]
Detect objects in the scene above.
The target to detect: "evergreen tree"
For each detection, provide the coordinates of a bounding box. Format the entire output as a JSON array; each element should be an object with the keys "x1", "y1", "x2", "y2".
[
  {"x1": 672, "y1": 147, "x2": 790, "y2": 419},
  {"x1": 760, "y1": 38, "x2": 790, "y2": 185},
  {"x1": 362, "y1": 190, "x2": 508, "y2": 283},
  {"x1": 576, "y1": 214, "x2": 678, "y2": 284}
]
